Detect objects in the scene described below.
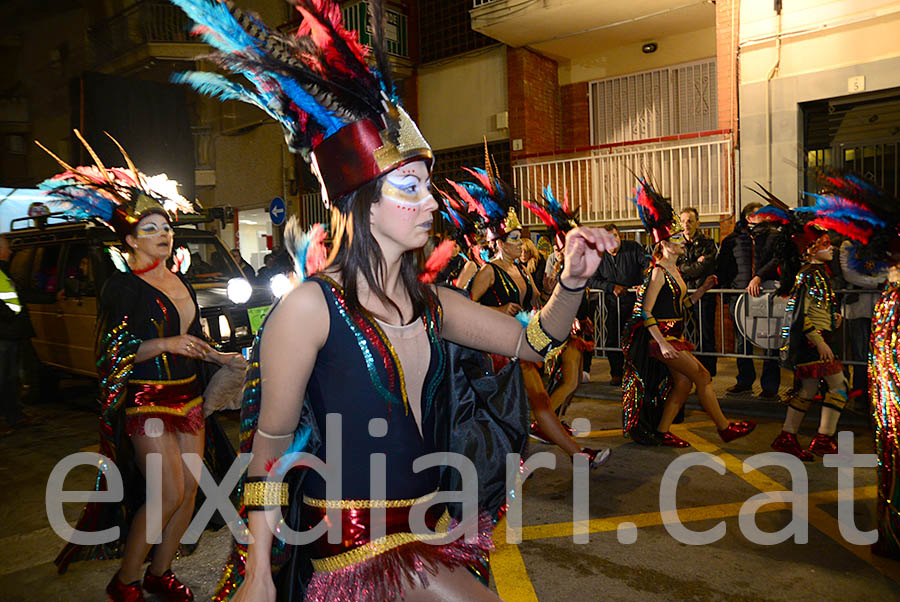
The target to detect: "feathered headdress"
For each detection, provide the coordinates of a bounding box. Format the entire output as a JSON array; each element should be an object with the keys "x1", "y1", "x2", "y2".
[
  {"x1": 36, "y1": 129, "x2": 194, "y2": 238},
  {"x1": 631, "y1": 177, "x2": 682, "y2": 243},
  {"x1": 284, "y1": 218, "x2": 328, "y2": 282},
  {"x1": 523, "y1": 185, "x2": 579, "y2": 246},
  {"x1": 169, "y1": 0, "x2": 431, "y2": 207},
  {"x1": 800, "y1": 172, "x2": 899, "y2": 275},
  {"x1": 437, "y1": 185, "x2": 485, "y2": 250}
]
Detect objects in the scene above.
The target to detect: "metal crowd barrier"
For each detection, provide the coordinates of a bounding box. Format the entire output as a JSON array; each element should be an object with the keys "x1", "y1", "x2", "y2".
[{"x1": 587, "y1": 287, "x2": 883, "y2": 368}]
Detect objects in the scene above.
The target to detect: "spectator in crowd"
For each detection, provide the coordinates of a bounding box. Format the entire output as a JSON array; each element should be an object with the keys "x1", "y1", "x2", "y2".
[
  {"x1": 717, "y1": 201, "x2": 782, "y2": 397},
  {"x1": 839, "y1": 238, "x2": 886, "y2": 406},
  {"x1": 0, "y1": 234, "x2": 35, "y2": 435},
  {"x1": 677, "y1": 207, "x2": 718, "y2": 377},
  {"x1": 520, "y1": 238, "x2": 544, "y2": 279},
  {"x1": 588, "y1": 224, "x2": 650, "y2": 386},
  {"x1": 255, "y1": 253, "x2": 277, "y2": 283},
  {"x1": 230, "y1": 247, "x2": 256, "y2": 281}
]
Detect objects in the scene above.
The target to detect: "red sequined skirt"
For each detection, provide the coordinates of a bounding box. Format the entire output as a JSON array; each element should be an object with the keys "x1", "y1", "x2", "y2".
[
  {"x1": 648, "y1": 320, "x2": 695, "y2": 360},
  {"x1": 300, "y1": 492, "x2": 494, "y2": 602},
  {"x1": 124, "y1": 374, "x2": 204, "y2": 436},
  {"x1": 794, "y1": 331, "x2": 844, "y2": 379}
]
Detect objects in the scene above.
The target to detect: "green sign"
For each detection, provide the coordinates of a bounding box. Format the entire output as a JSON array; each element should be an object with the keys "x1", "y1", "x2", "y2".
[{"x1": 248, "y1": 305, "x2": 272, "y2": 334}]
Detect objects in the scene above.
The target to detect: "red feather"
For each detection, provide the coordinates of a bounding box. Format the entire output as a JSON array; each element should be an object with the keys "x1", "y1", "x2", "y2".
[
  {"x1": 419, "y1": 240, "x2": 456, "y2": 283},
  {"x1": 523, "y1": 201, "x2": 560, "y2": 235},
  {"x1": 635, "y1": 185, "x2": 660, "y2": 220},
  {"x1": 294, "y1": 0, "x2": 369, "y2": 77},
  {"x1": 808, "y1": 216, "x2": 872, "y2": 243},
  {"x1": 447, "y1": 179, "x2": 487, "y2": 218}
]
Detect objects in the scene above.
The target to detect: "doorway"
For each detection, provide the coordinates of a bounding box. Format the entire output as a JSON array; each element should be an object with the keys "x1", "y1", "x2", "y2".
[{"x1": 237, "y1": 208, "x2": 273, "y2": 272}]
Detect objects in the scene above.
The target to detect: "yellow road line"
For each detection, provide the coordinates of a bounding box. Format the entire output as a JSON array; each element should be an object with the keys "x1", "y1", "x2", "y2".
[
  {"x1": 490, "y1": 517, "x2": 539, "y2": 602},
  {"x1": 674, "y1": 428, "x2": 786, "y2": 492}
]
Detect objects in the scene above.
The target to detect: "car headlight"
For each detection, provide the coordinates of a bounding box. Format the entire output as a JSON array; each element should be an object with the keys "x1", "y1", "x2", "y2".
[
  {"x1": 227, "y1": 278, "x2": 252, "y2": 304},
  {"x1": 199, "y1": 317, "x2": 211, "y2": 339},
  {"x1": 269, "y1": 273, "x2": 293, "y2": 298},
  {"x1": 218, "y1": 314, "x2": 231, "y2": 339}
]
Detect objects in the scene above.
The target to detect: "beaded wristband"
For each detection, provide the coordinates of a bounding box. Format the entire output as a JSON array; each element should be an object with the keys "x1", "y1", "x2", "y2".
[
  {"x1": 558, "y1": 276, "x2": 587, "y2": 293},
  {"x1": 243, "y1": 478, "x2": 289, "y2": 510}
]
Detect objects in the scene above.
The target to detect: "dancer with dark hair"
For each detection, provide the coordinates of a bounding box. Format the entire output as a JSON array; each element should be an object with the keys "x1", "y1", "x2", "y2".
[
  {"x1": 622, "y1": 178, "x2": 756, "y2": 447},
  {"x1": 168, "y1": 2, "x2": 620, "y2": 600}
]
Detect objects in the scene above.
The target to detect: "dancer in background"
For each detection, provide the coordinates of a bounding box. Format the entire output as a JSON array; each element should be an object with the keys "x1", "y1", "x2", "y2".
[
  {"x1": 622, "y1": 178, "x2": 755, "y2": 447},
  {"x1": 41, "y1": 131, "x2": 244, "y2": 602}
]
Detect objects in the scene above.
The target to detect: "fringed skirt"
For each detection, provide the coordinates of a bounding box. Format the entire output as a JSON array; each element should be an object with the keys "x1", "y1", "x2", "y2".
[
  {"x1": 794, "y1": 331, "x2": 844, "y2": 379},
  {"x1": 648, "y1": 319, "x2": 695, "y2": 360},
  {"x1": 125, "y1": 374, "x2": 204, "y2": 436},
  {"x1": 300, "y1": 492, "x2": 494, "y2": 602}
]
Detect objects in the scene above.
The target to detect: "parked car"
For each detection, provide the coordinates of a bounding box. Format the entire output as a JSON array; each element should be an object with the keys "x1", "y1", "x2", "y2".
[{"x1": 5, "y1": 212, "x2": 272, "y2": 400}]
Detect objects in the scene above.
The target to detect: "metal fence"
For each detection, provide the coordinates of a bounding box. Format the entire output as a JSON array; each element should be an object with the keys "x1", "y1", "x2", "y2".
[
  {"x1": 301, "y1": 192, "x2": 329, "y2": 227},
  {"x1": 513, "y1": 132, "x2": 733, "y2": 228},
  {"x1": 589, "y1": 287, "x2": 880, "y2": 368}
]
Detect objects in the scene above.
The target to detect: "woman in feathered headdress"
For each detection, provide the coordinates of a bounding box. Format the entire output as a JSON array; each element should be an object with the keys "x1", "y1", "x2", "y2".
[
  {"x1": 166, "y1": 2, "x2": 619, "y2": 601},
  {"x1": 436, "y1": 182, "x2": 488, "y2": 289},
  {"x1": 622, "y1": 177, "x2": 755, "y2": 447},
  {"x1": 42, "y1": 130, "x2": 246, "y2": 600},
  {"x1": 797, "y1": 173, "x2": 900, "y2": 558}
]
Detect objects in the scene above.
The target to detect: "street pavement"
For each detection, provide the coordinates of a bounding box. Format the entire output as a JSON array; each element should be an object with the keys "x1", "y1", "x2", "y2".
[{"x1": 1, "y1": 359, "x2": 898, "y2": 601}]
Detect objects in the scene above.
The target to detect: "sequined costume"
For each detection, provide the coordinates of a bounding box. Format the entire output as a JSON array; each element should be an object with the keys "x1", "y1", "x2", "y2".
[
  {"x1": 871, "y1": 280, "x2": 900, "y2": 558},
  {"x1": 781, "y1": 263, "x2": 844, "y2": 382},
  {"x1": 55, "y1": 270, "x2": 235, "y2": 572},
  {"x1": 621, "y1": 266, "x2": 694, "y2": 441},
  {"x1": 214, "y1": 276, "x2": 497, "y2": 602}
]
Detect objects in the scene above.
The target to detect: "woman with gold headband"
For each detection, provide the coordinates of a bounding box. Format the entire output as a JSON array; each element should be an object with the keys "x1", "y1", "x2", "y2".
[
  {"x1": 622, "y1": 178, "x2": 756, "y2": 447},
  {"x1": 41, "y1": 131, "x2": 246, "y2": 601},
  {"x1": 463, "y1": 173, "x2": 611, "y2": 469},
  {"x1": 167, "y1": 1, "x2": 619, "y2": 601}
]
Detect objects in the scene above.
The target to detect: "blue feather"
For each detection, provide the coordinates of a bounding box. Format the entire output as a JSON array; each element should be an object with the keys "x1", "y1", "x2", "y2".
[{"x1": 514, "y1": 309, "x2": 537, "y2": 328}]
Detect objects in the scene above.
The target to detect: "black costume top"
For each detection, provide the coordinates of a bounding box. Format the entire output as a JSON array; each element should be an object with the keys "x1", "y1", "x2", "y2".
[{"x1": 477, "y1": 262, "x2": 535, "y2": 311}]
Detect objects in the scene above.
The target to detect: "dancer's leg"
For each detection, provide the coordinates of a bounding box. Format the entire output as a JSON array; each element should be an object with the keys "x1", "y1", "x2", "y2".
[
  {"x1": 148, "y1": 426, "x2": 205, "y2": 576},
  {"x1": 657, "y1": 369, "x2": 692, "y2": 433},
  {"x1": 661, "y1": 351, "x2": 727, "y2": 430},
  {"x1": 395, "y1": 562, "x2": 502, "y2": 602},
  {"x1": 523, "y1": 362, "x2": 581, "y2": 455},
  {"x1": 116, "y1": 430, "x2": 186, "y2": 583},
  {"x1": 549, "y1": 344, "x2": 583, "y2": 413}
]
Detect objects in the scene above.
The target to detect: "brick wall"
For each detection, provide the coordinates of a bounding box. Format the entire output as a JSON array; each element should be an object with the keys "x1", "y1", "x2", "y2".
[
  {"x1": 716, "y1": 0, "x2": 739, "y2": 138},
  {"x1": 507, "y1": 47, "x2": 559, "y2": 159},
  {"x1": 560, "y1": 82, "x2": 590, "y2": 149}
]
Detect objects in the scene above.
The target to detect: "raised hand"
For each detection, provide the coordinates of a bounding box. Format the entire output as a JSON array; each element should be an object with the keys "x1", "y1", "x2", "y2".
[{"x1": 561, "y1": 227, "x2": 619, "y2": 285}]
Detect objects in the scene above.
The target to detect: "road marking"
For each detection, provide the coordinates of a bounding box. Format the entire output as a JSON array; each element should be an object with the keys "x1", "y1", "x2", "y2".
[{"x1": 490, "y1": 517, "x2": 539, "y2": 601}]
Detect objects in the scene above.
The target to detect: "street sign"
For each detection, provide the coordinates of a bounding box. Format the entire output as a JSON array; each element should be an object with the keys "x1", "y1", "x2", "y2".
[{"x1": 269, "y1": 196, "x2": 286, "y2": 226}]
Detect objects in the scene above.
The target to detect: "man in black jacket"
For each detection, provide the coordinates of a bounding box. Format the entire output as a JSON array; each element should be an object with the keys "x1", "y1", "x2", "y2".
[
  {"x1": 0, "y1": 234, "x2": 35, "y2": 435},
  {"x1": 677, "y1": 207, "x2": 718, "y2": 377},
  {"x1": 716, "y1": 202, "x2": 782, "y2": 397},
  {"x1": 588, "y1": 224, "x2": 649, "y2": 386}
]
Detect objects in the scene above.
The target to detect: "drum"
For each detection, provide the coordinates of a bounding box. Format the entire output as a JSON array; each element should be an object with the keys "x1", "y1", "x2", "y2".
[{"x1": 733, "y1": 290, "x2": 789, "y2": 351}]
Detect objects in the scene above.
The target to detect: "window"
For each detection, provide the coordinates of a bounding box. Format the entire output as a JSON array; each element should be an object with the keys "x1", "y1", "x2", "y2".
[
  {"x1": 589, "y1": 59, "x2": 717, "y2": 145},
  {"x1": 61, "y1": 243, "x2": 97, "y2": 298},
  {"x1": 419, "y1": 0, "x2": 495, "y2": 63}
]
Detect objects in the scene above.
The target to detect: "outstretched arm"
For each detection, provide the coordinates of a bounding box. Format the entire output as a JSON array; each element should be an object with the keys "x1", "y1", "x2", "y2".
[{"x1": 442, "y1": 228, "x2": 617, "y2": 361}]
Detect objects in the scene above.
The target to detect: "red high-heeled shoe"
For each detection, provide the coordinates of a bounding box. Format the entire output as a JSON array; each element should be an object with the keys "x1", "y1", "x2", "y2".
[
  {"x1": 106, "y1": 574, "x2": 144, "y2": 602},
  {"x1": 719, "y1": 420, "x2": 756, "y2": 442},
  {"x1": 808, "y1": 433, "x2": 838, "y2": 456},
  {"x1": 142, "y1": 568, "x2": 194, "y2": 602},
  {"x1": 578, "y1": 447, "x2": 611, "y2": 469},
  {"x1": 770, "y1": 431, "x2": 814, "y2": 461},
  {"x1": 660, "y1": 432, "x2": 691, "y2": 448}
]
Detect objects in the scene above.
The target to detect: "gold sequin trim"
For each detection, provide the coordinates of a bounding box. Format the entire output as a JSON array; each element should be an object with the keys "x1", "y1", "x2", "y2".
[
  {"x1": 242, "y1": 481, "x2": 289, "y2": 507},
  {"x1": 310, "y1": 511, "x2": 451, "y2": 573},
  {"x1": 303, "y1": 489, "x2": 438, "y2": 509},
  {"x1": 124, "y1": 395, "x2": 202, "y2": 416},
  {"x1": 526, "y1": 314, "x2": 552, "y2": 352}
]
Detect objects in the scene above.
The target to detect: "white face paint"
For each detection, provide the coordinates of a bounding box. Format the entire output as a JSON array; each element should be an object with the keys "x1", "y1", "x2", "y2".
[
  {"x1": 369, "y1": 160, "x2": 438, "y2": 254},
  {"x1": 382, "y1": 168, "x2": 435, "y2": 216}
]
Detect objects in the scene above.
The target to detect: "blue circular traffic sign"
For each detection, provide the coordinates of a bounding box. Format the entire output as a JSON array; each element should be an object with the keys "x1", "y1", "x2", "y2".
[{"x1": 269, "y1": 196, "x2": 286, "y2": 226}]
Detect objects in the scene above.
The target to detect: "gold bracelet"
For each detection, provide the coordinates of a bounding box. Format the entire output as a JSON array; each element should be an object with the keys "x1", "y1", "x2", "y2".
[
  {"x1": 525, "y1": 313, "x2": 566, "y2": 358},
  {"x1": 243, "y1": 480, "x2": 289, "y2": 508}
]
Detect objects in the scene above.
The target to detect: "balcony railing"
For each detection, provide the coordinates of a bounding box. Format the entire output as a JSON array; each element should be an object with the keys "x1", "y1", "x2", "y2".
[
  {"x1": 301, "y1": 192, "x2": 330, "y2": 227},
  {"x1": 514, "y1": 131, "x2": 734, "y2": 227},
  {"x1": 87, "y1": 1, "x2": 199, "y2": 66}
]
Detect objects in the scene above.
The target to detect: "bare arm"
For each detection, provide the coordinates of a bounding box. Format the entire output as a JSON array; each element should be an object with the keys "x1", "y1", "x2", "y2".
[
  {"x1": 469, "y1": 263, "x2": 494, "y2": 304},
  {"x1": 455, "y1": 260, "x2": 478, "y2": 290},
  {"x1": 238, "y1": 280, "x2": 329, "y2": 595}
]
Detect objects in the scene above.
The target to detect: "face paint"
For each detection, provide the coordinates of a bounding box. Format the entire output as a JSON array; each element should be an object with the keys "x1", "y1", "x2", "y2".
[
  {"x1": 135, "y1": 222, "x2": 173, "y2": 238},
  {"x1": 503, "y1": 230, "x2": 522, "y2": 243},
  {"x1": 668, "y1": 232, "x2": 685, "y2": 245},
  {"x1": 382, "y1": 172, "x2": 434, "y2": 215}
]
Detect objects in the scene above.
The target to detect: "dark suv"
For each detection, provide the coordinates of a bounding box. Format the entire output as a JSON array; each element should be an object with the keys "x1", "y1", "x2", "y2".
[{"x1": 6, "y1": 214, "x2": 272, "y2": 398}]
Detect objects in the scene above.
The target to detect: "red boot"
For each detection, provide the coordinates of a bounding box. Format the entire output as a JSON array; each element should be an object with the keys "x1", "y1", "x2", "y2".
[
  {"x1": 142, "y1": 568, "x2": 194, "y2": 602},
  {"x1": 660, "y1": 432, "x2": 691, "y2": 448},
  {"x1": 808, "y1": 433, "x2": 838, "y2": 456},
  {"x1": 106, "y1": 574, "x2": 144, "y2": 602},
  {"x1": 719, "y1": 420, "x2": 756, "y2": 442},
  {"x1": 770, "y1": 431, "x2": 814, "y2": 461},
  {"x1": 578, "y1": 447, "x2": 611, "y2": 469}
]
